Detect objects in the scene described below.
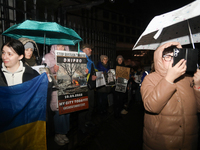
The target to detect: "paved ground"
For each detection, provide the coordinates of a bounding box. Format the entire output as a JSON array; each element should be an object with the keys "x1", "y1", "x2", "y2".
[{"x1": 46, "y1": 100, "x2": 144, "y2": 150}]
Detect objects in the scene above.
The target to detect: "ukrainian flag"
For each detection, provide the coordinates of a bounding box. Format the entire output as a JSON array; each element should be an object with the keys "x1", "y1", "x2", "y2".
[{"x1": 0, "y1": 73, "x2": 48, "y2": 150}]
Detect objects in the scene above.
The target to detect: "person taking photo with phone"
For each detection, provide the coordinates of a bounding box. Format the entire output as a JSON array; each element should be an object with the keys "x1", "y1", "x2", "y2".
[{"x1": 141, "y1": 41, "x2": 200, "y2": 150}]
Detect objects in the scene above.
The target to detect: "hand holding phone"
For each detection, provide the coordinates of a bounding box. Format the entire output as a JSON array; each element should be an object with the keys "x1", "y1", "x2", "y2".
[
  {"x1": 165, "y1": 59, "x2": 187, "y2": 83},
  {"x1": 173, "y1": 48, "x2": 198, "y2": 75}
]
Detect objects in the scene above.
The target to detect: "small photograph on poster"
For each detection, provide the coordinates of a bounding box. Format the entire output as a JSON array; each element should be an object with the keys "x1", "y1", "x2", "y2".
[
  {"x1": 115, "y1": 77, "x2": 128, "y2": 93},
  {"x1": 105, "y1": 69, "x2": 116, "y2": 86},
  {"x1": 96, "y1": 71, "x2": 106, "y2": 88},
  {"x1": 56, "y1": 51, "x2": 88, "y2": 92}
]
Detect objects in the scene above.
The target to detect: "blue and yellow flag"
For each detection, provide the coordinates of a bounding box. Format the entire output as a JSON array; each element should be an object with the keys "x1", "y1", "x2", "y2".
[{"x1": 0, "y1": 73, "x2": 48, "y2": 150}]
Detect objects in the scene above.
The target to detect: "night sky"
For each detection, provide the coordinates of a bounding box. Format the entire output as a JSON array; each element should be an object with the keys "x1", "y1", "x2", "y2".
[
  {"x1": 98, "y1": 0, "x2": 197, "y2": 60},
  {"x1": 100, "y1": 0, "x2": 195, "y2": 25}
]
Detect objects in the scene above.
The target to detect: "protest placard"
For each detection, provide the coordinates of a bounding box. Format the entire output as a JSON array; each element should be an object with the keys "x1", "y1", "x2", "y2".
[
  {"x1": 116, "y1": 66, "x2": 130, "y2": 80},
  {"x1": 55, "y1": 50, "x2": 89, "y2": 114}
]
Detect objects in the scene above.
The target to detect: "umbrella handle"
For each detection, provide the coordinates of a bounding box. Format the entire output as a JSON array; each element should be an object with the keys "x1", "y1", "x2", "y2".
[
  {"x1": 78, "y1": 42, "x2": 80, "y2": 54},
  {"x1": 187, "y1": 20, "x2": 195, "y2": 49},
  {"x1": 43, "y1": 33, "x2": 46, "y2": 56}
]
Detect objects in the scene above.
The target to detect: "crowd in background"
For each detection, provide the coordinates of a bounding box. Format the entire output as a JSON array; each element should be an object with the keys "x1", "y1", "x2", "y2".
[
  {"x1": 2, "y1": 38, "x2": 200, "y2": 150},
  {"x1": 0, "y1": 37, "x2": 148, "y2": 147}
]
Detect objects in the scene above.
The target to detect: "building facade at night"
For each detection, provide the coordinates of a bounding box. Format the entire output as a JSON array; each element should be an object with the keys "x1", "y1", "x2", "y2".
[{"x1": 0, "y1": 0, "x2": 153, "y2": 66}]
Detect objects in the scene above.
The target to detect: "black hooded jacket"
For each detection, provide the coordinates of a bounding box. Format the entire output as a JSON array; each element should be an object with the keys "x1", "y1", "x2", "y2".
[{"x1": 0, "y1": 64, "x2": 39, "y2": 86}]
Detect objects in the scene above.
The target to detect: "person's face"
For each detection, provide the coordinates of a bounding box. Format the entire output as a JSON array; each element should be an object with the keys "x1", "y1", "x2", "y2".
[
  {"x1": 2, "y1": 45, "x2": 23, "y2": 69},
  {"x1": 57, "y1": 45, "x2": 65, "y2": 51},
  {"x1": 118, "y1": 58, "x2": 123, "y2": 64},
  {"x1": 127, "y1": 59, "x2": 131, "y2": 65},
  {"x1": 162, "y1": 52, "x2": 173, "y2": 70},
  {"x1": 25, "y1": 48, "x2": 33, "y2": 59},
  {"x1": 83, "y1": 48, "x2": 92, "y2": 57},
  {"x1": 102, "y1": 57, "x2": 108, "y2": 65}
]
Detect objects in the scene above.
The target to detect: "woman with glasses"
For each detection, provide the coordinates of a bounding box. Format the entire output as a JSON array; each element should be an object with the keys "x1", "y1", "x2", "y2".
[{"x1": 140, "y1": 42, "x2": 200, "y2": 150}]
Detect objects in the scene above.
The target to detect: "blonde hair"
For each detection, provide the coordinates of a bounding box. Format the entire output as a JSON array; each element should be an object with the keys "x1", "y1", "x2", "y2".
[{"x1": 100, "y1": 55, "x2": 108, "y2": 62}]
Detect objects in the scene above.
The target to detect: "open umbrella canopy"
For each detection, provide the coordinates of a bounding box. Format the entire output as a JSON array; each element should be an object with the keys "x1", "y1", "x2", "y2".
[
  {"x1": 133, "y1": 1, "x2": 200, "y2": 50},
  {"x1": 2, "y1": 20, "x2": 82, "y2": 45}
]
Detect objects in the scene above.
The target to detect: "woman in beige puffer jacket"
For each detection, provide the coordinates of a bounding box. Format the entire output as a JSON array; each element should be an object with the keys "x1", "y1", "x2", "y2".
[{"x1": 141, "y1": 42, "x2": 200, "y2": 150}]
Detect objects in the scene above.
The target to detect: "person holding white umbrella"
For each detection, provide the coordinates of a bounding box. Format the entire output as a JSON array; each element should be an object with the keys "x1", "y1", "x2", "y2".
[{"x1": 140, "y1": 41, "x2": 200, "y2": 150}]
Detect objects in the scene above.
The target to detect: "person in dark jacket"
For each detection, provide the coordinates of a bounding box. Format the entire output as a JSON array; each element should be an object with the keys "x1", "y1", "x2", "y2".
[
  {"x1": 78, "y1": 44, "x2": 97, "y2": 133},
  {"x1": 0, "y1": 39, "x2": 39, "y2": 86},
  {"x1": 96, "y1": 55, "x2": 110, "y2": 114},
  {"x1": 43, "y1": 45, "x2": 70, "y2": 145},
  {"x1": 113, "y1": 55, "x2": 127, "y2": 118}
]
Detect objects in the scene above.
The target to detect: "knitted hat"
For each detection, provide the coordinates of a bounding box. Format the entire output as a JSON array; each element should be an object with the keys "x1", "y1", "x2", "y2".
[
  {"x1": 24, "y1": 42, "x2": 34, "y2": 50},
  {"x1": 116, "y1": 55, "x2": 124, "y2": 61},
  {"x1": 100, "y1": 55, "x2": 108, "y2": 62}
]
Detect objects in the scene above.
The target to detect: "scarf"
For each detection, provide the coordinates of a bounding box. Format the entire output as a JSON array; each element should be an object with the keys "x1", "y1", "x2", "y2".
[
  {"x1": 102, "y1": 62, "x2": 108, "y2": 68},
  {"x1": 25, "y1": 56, "x2": 36, "y2": 66}
]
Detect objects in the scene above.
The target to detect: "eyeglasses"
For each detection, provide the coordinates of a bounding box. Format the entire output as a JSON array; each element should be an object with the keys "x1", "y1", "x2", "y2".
[{"x1": 163, "y1": 55, "x2": 173, "y2": 61}]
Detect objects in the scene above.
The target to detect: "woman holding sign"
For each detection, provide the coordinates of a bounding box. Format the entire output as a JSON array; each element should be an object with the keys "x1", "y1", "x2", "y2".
[
  {"x1": 43, "y1": 45, "x2": 70, "y2": 146},
  {"x1": 96, "y1": 55, "x2": 110, "y2": 115},
  {"x1": 113, "y1": 55, "x2": 128, "y2": 118}
]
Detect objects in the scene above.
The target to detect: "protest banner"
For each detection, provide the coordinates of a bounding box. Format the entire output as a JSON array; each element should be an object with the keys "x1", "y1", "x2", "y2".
[
  {"x1": 96, "y1": 71, "x2": 106, "y2": 88},
  {"x1": 55, "y1": 50, "x2": 88, "y2": 114},
  {"x1": 115, "y1": 77, "x2": 128, "y2": 93}
]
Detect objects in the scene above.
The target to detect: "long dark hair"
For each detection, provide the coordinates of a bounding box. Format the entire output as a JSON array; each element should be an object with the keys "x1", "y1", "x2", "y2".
[{"x1": 1, "y1": 39, "x2": 25, "y2": 62}]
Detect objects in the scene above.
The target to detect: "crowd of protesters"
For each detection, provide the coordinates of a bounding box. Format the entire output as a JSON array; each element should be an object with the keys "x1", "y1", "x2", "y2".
[
  {"x1": 0, "y1": 38, "x2": 145, "y2": 146},
  {"x1": 0, "y1": 38, "x2": 145, "y2": 136},
  {"x1": 2, "y1": 38, "x2": 200, "y2": 150}
]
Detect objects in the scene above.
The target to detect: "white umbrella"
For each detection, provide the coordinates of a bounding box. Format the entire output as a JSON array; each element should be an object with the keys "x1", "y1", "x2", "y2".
[{"x1": 133, "y1": 0, "x2": 200, "y2": 50}]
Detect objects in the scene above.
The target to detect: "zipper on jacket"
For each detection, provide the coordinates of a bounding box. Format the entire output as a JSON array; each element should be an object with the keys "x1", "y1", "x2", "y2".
[{"x1": 12, "y1": 74, "x2": 14, "y2": 85}]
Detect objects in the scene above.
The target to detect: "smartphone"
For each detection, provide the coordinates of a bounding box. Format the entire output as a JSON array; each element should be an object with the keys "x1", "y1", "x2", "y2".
[{"x1": 173, "y1": 48, "x2": 199, "y2": 74}]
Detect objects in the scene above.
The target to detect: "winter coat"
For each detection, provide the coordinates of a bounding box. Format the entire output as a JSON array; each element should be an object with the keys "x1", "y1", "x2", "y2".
[
  {"x1": 140, "y1": 45, "x2": 200, "y2": 150},
  {"x1": 43, "y1": 45, "x2": 69, "y2": 111},
  {"x1": 114, "y1": 61, "x2": 125, "y2": 68},
  {"x1": 0, "y1": 63, "x2": 39, "y2": 86},
  {"x1": 79, "y1": 50, "x2": 97, "y2": 74},
  {"x1": 96, "y1": 61, "x2": 110, "y2": 73},
  {"x1": 18, "y1": 38, "x2": 40, "y2": 66}
]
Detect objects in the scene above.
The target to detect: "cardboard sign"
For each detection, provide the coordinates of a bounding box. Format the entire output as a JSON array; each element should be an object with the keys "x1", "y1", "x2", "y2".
[{"x1": 116, "y1": 66, "x2": 130, "y2": 80}]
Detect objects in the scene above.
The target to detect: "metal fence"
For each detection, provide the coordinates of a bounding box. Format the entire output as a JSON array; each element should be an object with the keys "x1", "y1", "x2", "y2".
[{"x1": 0, "y1": 0, "x2": 116, "y2": 68}]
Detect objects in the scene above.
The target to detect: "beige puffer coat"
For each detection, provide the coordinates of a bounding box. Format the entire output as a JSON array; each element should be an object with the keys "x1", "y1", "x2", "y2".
[{"x1": 141, "y1": 44, "x2": 200, "y2": 150}]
